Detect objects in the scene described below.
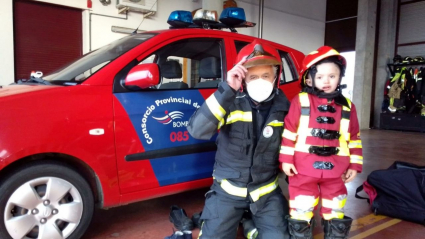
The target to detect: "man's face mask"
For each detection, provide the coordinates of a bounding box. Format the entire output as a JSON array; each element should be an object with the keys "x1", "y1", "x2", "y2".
[{"x1": 246, "y1": 78, "x2": 275, "y2": 102}]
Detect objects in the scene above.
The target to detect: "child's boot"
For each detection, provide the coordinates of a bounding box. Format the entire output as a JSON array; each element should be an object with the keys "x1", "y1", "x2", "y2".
[
  {"x1": 287, "y1": 217, "x2": 315, "y2": 239},
  {"x1": 322, "y1": 216, "x2": 352, "y2": 239}
]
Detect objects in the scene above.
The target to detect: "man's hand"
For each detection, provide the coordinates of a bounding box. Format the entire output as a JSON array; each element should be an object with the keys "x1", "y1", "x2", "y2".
[
  {"x1": 227, "y1": 57, "x2": 248, "y2": 90},
  {"x1": 282, "y1": 163, "x2": 298, "y2": 176},
  {"x1": 342, "y1": 169, "x2": 357, "y2": 183}
]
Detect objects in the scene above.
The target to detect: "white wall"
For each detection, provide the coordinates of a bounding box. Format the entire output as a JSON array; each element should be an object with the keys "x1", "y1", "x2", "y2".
[
  {"x1": 236, "y1": 0, "x2": 326, "y2": 54},
  {"x1": 0, "y1": 0, "x2": 14, "y2": 86},
  {"x1": 0, "y1": 0, "x2": 326, "y2": 85}
]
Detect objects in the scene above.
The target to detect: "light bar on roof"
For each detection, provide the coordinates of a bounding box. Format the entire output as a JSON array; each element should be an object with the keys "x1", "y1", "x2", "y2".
[
  {"x1": 167, "y1": 10, "x2": 193, "y2": 28},
  {"x1": 219, "y1": 7, "x2": 246, "y2": 26},
  {"x1": 193, "y1": 9, "x2": 218, "y2": 26}
]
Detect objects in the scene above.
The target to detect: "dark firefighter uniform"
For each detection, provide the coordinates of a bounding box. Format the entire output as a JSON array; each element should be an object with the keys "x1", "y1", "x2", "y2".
[
  {"x1": 187, "y1": 41, "x2": 290, "y2": 239},
  {"x1": 280, "y1": 46, "x2": 363, "y2": 239}
]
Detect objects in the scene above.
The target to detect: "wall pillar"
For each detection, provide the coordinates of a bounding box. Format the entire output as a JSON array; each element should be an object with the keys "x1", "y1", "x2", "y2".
[
  {"x1": 353, "y1": 0, "x2": 378, "y2": 129},
  {"x1": 373, "y1": 0, "x2": 398, "y2": 128}
]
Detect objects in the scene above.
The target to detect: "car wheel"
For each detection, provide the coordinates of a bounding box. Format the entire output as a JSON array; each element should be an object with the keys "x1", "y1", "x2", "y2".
[{"x1": 0, "y1": 161, "x2": 94, "y2": 239}]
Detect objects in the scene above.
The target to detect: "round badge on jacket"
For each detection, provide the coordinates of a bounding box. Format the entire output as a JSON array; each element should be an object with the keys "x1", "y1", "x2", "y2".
[{"x1": 263, "y1": 126, "x2": 273, "y2": 138}]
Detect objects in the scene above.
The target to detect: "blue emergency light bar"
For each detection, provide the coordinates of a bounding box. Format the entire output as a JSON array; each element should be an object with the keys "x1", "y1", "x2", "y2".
[
  {"x1": 167, "y1": 10, "x2": 193, "y2": 27},
  {"x1": 219, "y1": 7, "x2": 246, "y2": 26},
  {"x1": 167, "y1": 8, "x2": 255, "y2": 32}
]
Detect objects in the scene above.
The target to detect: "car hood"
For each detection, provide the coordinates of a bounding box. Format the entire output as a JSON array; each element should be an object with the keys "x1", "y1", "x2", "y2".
[{"x1": 0, "y1": 85, "x2": 61, "y2": 98}]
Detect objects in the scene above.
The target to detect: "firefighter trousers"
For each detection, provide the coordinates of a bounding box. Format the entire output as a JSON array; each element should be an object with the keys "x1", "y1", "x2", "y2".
[
  {"x1": 198, "y1": 189, "x2": 290, "y2": 239},
  {"x1": 288, "y1": 174, "x2": 348, "y2": 221}
]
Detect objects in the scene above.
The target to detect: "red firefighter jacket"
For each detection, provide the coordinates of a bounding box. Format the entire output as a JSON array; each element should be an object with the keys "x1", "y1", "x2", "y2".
[{"x1": 279, "y1": 92, "x2": 363, "y2": 178}]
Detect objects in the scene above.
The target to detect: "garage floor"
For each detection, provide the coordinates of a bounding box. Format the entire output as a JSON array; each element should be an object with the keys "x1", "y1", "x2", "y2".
[{"x1": 82, "y1": 129, "x2": 425, "y2": 239}]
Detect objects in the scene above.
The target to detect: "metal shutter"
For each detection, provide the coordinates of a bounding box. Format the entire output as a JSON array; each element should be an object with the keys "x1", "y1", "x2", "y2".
[{"x1": 14, "y1": 0, "x2": 82, "y2": 80}]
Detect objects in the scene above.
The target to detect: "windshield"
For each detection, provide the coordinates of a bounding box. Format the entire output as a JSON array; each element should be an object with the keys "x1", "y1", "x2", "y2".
[{"x1": 44, "y1": 33, "x2": 157, "y2": 85}]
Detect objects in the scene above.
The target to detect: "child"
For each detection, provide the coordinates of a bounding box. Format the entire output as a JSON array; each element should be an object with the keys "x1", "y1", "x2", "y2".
[{"x1": 279, "y1": 46, "x2": 363, "y2": 239}]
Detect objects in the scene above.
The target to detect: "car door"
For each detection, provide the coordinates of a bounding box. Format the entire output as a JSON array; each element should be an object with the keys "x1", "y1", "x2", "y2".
[{"x1": 112, "y1": 35, "x2": 228, "y2": 195}]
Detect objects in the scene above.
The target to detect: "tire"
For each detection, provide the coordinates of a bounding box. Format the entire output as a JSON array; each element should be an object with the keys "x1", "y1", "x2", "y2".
[{"x1": 0, "y1": 161, "x2": 94, "y2": 239}]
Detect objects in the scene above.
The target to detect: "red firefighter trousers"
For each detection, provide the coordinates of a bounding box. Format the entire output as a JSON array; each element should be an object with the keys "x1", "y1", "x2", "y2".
[{"x1": 288, "y1": 174, "x2": 348, "y2": 221}]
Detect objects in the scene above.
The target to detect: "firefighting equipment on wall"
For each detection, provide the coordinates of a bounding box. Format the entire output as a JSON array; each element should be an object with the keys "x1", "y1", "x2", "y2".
[{"x1": 383, "y1": 56, "x2": 425, "y2": 116}]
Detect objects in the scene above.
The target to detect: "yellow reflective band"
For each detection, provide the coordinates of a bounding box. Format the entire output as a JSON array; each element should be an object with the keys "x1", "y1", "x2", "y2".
[
  {"x1": 306, "y1": 49, "x2": 340, "y2": 68},
  {"x1": 205, "y1": 95, "x2": 226, "y2": 121},
  {"x1": 250, "y1": 177, "x2": 279, "y2": 202},
  {"x1": 290, "y1": 209, "x2": 314, "y2": 221},
  {"x1": 247, "y1": 228, "x2": 258, "y2": 239},
  {"x1": 322, "y1": 197, "x2": 347, "y2": 209},
  {"x1": 350, "y1": 155, "x2": 364, "y2": 164},
  {"x1": 197, "y1": 221, "x2": 204, "y2": 239},
  {"x1": 340, "y1": 118, "x2": 350, "y2": 141},
  {"x1": 282, "y1": 129, "x2": 297, "y2": 141},
  {"x1": 348, "y1": 140, "x2": 362, "y2": 148},
  {"x1": 299, "y1": 93, "x2": 310, "y2": 107},
  {"x1": 217, "y1": 118, "x2": 225, "y2": 130},
  {"x1": 267, "y1": 120, "x2": 284, "y2": 127},
  {"x1": 220, "y1": 179, "x2": 248, "y2": 198},
  {"x1": 343, "y1": 98, "x2": 352, "y2": 111},
  {"x1": 290, "y1": 196, "x2": 319, "y2": 210},
  {"x1": 323, "y1": 211, "x2": 345, "y2": 220},
  {"x1": 280, "y1": 146, "x2": 295, "y2": 156},
  {"x1": 226, "y1": 111, "x2": 252, "y2": 125}
]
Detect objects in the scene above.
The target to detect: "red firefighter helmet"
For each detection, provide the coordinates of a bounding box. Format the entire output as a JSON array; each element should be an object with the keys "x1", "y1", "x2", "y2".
[
  {"x1": 299, "y1": 46, "x2": 346, "y2": 85},
  {"x1": 236, "y1": 40, "x2": 282, "y2": 83}
]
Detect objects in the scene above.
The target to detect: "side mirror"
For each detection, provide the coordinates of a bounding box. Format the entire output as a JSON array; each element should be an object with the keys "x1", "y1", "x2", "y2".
[{"x1": 125, "y1": 63, "x2": 160, "y2": 89}]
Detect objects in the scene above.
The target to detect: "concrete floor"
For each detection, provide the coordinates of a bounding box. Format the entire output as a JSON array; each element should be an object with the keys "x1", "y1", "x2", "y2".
[{"x1": 83, "y1": 129, "x2": 425, "y2": 239}]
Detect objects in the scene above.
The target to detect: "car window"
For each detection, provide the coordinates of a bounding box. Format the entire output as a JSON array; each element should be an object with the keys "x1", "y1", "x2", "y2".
[
  {"x1": 44, "y1": 33, "x2": 156, "y2": 85},
  {"x1": 120, "y1": 38, "x2": 224, "y2": 91},
  {"x1": 279, "y1": 50, "x2": 298, "y2": 85}
]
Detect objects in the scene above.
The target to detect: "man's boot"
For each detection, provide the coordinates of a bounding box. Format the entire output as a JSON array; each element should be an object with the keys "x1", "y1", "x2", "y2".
[
  {"x1": 287, "y1": 217, "x2": 315, "y2": 239},
  {"x1": 322, "y1": 216, "x2": 353, "y2": 239}
]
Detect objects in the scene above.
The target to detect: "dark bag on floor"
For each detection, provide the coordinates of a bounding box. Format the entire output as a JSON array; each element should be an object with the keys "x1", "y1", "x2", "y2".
[{"x1": 355, "y1": 161, "x2": 425, "y2": 225}]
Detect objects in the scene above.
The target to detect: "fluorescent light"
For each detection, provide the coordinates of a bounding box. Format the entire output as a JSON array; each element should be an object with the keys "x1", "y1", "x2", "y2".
[{"x1": 111, "y1": 26, "x2": 145, "y2": 34}]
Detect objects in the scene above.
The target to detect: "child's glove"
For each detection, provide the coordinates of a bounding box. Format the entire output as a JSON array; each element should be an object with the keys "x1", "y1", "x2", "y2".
[{"x1": 282, "y1": 163, "x2": 298, "y2": 176}]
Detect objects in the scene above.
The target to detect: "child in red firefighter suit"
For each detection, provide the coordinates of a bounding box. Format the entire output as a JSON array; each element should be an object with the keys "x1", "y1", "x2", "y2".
[{"x1": 279, "y1": 46, "x2": 363, "y2": 239}]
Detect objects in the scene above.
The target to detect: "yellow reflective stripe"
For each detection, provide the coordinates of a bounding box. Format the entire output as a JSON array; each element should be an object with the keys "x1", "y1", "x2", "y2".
[
  {"x1": 340, "y1": 118, "x2": 350, "y2": 141},
  {"x1": 306, "y1": 49, "x2": 340, "y2": 68},
  {"x1": 205, "y1": 95, "x2": 226, "y2": 121},
  {"x1": 267, "y1": 120, "x2": 284, "y2": 127},
  {"x1": 247, "y1": 228, "x2": 258, "y2": 239},
  {"x1": 220, "y1": 179, "x2": 247, "y2": 198},
  {"x1": 198, "y1": 221, "x2": 204, "y2": 238},
  {"x1": 322, "y1": 197, "x2": 347, "y2": 209},
  {"x1": 217, "y1": 118, "x2": 225, "y2": 130},
  {"x1": 290, "y1": 209, "x2": 314, "y2": 221},
  {"x1": 226, "y1": 111, "x2": 252, "y2": 125},
  {"x1": 280, "y1": 146, "x2": 295, "y2": 156},
  {"x1": 348, "y1": 140, "x2": 362, "y2": 148},
  {"x1": 250, "y1": 177, "x2": 279, "y2": 202},
  {"x1": 322, "y1": 211, "x2": 345, "y2": 220},
  {"x1": 282, "y1": 129, "x2": 297, "y2": 141},
  {"x1": 299, "y1": 92, "x2": 310, "y2": 107},
  {"x1": 290, "y1": 196, "x2": 319, "y2": 210},
  {"x1": 350, "y1": 155, "x2": 364, "y2": 164}
]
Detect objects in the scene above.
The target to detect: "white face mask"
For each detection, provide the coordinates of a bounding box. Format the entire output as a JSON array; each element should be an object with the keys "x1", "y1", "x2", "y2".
[{"x1": 246, "y1": 78, "x2": 275, "y2": 102}]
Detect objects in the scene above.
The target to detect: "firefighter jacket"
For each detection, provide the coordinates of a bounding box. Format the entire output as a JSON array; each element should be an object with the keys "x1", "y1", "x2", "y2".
[
  {"x1": 188, "y1": 82, "x2": 290, "y2": 203},
  {"x1": 279, "y1": 92, "x2": 363, "y2": 178}
]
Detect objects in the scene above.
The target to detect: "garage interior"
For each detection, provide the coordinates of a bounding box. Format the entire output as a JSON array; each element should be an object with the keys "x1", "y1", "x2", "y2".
[{"x1": 1, "y1": 0, "x2": 425, "y2": 238}]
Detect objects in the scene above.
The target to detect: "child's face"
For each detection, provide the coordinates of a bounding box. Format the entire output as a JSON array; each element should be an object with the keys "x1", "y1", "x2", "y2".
[{"x1": 313, "y1": 62, "x2": 340, "y2": 93}]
